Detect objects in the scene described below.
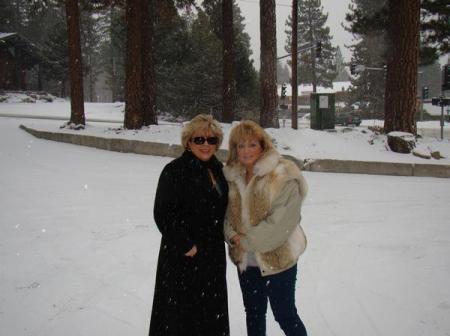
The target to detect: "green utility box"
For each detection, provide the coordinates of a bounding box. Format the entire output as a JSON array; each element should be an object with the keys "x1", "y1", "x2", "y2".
[{"x1": 310, "y1": 93, "x2": 335, "y2": 130}]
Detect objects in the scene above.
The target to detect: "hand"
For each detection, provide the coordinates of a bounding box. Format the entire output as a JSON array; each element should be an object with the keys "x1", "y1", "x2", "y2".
[
  {"x1": 230, "y1": 235, "x2": 241, "y2": 248},
  {"x1": 184, "y1": 245, "x2": 197, "y2": 257}
]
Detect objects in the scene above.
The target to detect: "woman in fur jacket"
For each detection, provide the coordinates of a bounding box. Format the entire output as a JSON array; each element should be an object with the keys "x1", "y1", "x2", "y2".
[{"x1": 224, "y1": 120, "x2": 308, "y2": 336}]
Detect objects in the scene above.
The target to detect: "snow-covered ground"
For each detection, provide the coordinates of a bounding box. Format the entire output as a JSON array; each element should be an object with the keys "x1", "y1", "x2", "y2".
[
  {"x1": 1, "y1": 110, "x2": 450, "y2": 335},
  {"x1": 1, "y1": 97, "x2": 450, "y2": 165}
]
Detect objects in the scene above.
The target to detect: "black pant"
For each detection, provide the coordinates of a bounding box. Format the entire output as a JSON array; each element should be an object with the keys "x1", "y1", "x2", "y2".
[{"x1": 238, "y1": 264, "x2": 307, "y2": 336}]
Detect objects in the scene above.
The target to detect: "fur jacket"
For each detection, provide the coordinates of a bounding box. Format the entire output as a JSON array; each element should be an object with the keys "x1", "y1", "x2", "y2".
[{"x1": 223, "y1": 149, "x2": 308, "y2": 276}]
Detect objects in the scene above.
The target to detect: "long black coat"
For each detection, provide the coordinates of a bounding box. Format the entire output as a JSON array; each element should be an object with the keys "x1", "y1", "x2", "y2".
[{"x1": 149, "y1": 150, "x2": 229, "y2": 336}]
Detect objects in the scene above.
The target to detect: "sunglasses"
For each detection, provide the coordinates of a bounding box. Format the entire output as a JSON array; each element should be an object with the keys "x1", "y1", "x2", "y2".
[{"x1": 190, "y1": 136, "x2": 219, "y2": 145}]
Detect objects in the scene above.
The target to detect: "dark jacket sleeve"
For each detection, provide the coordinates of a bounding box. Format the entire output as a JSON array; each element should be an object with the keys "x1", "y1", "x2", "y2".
[{"x1": 153, "y1": 164, "x2": 194, "y2": 254}]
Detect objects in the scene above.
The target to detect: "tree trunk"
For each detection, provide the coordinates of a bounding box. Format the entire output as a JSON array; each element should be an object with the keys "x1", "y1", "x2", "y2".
[
  {"x1": 89, "y1": 56, "x2": 95, "y2": 102},
  {"x1": 142, "y1": 0, "x2": 157, "y2": 125},
  {"x1": 291, "y1": 0, "x2": 298, "y2": 129},
  {"x1": 259, "y1": 0, "x2": 278, "y2": 128},
  {"x1": 384, "y1": 0, "x2": 420, "y2": 134},
  {"x1": 111, "y1": 55, "x2": 117, "y2": 102},
  {"x1": 60, "y1": 79, "x2": 66, "y2": 98},
  {"x1": 124, "y1": 0, "x2": 143, "y2": 129},
  {"x1": 65, "y1": 0, "x2": 85, "y2": 125},
  {"x1": 109, "y1": 7, "x2": 117, "y2": 102},
  {"x1": 222, "y1": 0, "x2": 234, "y2": 123}
]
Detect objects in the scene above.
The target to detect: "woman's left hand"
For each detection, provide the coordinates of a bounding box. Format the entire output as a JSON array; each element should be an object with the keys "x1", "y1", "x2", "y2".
[{"x1": 184, "y1": 245, "x2": 198, "y2": 257}]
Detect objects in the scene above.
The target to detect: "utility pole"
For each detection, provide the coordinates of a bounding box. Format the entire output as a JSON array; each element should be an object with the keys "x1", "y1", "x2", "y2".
[{"x1": 291, "y1": 0, "x2": 298, "y2": 129}]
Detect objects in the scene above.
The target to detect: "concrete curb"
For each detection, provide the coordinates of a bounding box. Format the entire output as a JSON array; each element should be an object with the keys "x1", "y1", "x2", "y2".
[
  {"x1": 301, "y1": 159, "x2": 450, "y2": 178},
  {"x1": 302, "y1": 159, "x2": 414, "y2": 176},
  {"x1": 20, "y1": 125, "x2": 450, "y2": 178}
]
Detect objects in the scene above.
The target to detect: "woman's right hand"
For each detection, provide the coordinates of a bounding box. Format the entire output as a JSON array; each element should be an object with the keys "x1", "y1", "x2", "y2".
[{"x1": 184, "y1": 245, "x2": 198, "y2": 257}]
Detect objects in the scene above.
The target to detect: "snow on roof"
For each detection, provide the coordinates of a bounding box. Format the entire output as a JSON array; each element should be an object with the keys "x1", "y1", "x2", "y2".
[
  {"x1": 0, "y1": 32, "x2": 48, "y2": 63},
  {"x1": 0, "y1": 32, "x2": 17, "y2": 40},
  {"x1": 278, "y1": 81, "x2": 352, "y2": 96}
]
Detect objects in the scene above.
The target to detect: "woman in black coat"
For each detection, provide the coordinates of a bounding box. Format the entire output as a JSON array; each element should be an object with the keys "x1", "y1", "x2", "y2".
[{"x1": 149, "y1": 114, "x2": 229, "y2": 336}]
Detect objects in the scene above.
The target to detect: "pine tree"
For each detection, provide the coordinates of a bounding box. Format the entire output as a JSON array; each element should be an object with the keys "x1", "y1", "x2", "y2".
[
  {"x1": 124, "y1": 0, "x2": 197, "y2": 127},
  {"x1": 228, "y1": 3, "x2": 259, "y2": 120},
  {"x1": 80, "y1": 10, "x2": 103, "y2": 102},
  {"x1": 384, "y1": 0, "x2": 420, "y2": 134},
  {"x1": 65, "y1": 0, "x2": 85, "y2": 126},
  {"x1": 345, "y1": 0, "x2": 387, "y2": 118},
  {"x1": 347, "y1": 34, "x2": 386, "y2": 119},
  {"x1": 334, "y1": 46, "x2": 349, "y2": 82},
  {"x1": 347, "y1": 0, "x2": 424, "y2": 128},
  {"x1": 157, "y1": 0, "x2": 198, "y2": 118},
  {"x1": 124, "y1": 0, "x2": 144, "y2": 129},
  {"x1": 346, "y1": 0, "x2": 449, "y2": 66},
  {"x1": 420, "y1": 0, "x2": 449, "y2": 64},
  {"x1": 221, "y1": 0, "x2": 234, "y2": 122},
  {"x1": 346, "y1": 0, "x2": 446, "y2": 127},
  {"x1": 153, "y1": 8, "x2": 223, "y2": 118},
  {"x1": 178, "y1": 10, "x2": 222, "y2": 117},
  {"x1": 141, "y1": 0, "x2": 157, "y2": 125},
  {"x1": 98, "y1": 5, "x2": 126, "y2": 102},
  {"x1": 42, "y1": 5, "x2": 70, "y2": 97},
  {"x1": 202, "y1": 0, "x2": 259, "y2": 120},
  {"x1": 152, "y1": 4, "x2": 191, "y2": 117},
  {"x1": 285, "y1": 0, "x2": 336, "y2": 92},
  {"x1": 0, "y1": 0, "x2": 27, "y2": 34}
]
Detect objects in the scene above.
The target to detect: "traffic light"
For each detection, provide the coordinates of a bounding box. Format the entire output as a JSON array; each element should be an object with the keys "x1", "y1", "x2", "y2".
[
  {"x1": 422, "y1": 86, "x2": 429, "y2": 99},
  {"x1": 350, "y1": 63, "x2": 356, "y2": 75},
  {"x1": 315, "y1": 41, "x2": 322, "y2": 58},
  {"x1": 281, "y1": 83, "x2": 287, "y2": 98},
  {"x1": 443, "y1": 64, "x2": 450, "y2": 91}
]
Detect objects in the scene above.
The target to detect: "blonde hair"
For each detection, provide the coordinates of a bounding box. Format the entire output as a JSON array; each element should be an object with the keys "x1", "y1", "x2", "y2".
[
  {"x1": 227, "y1": 120, "x2": 275, "y2": 165},
  {"x1": 181, "y1": 114, "x2": 224, "y2": 150}
]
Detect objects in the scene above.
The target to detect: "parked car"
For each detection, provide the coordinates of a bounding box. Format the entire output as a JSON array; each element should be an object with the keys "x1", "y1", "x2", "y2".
[{"x1": 335, "y1": 112, "x2": 362, "y2": 126}]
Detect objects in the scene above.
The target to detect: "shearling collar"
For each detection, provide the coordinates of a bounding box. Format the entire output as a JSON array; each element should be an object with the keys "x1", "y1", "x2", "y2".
[{"x1": 223, "y1": 149, "x2": 281, "y2": 182}]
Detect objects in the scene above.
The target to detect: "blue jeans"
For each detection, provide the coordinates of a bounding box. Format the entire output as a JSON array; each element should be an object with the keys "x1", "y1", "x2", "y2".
[{"x1": 238, "y1": 264, "x2": 307, "y2": 336}]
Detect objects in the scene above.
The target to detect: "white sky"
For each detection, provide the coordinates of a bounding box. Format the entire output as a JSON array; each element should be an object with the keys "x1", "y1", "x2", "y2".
[{"x1": 236, "y1": 0, "x2": 353, "y2": 69}]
